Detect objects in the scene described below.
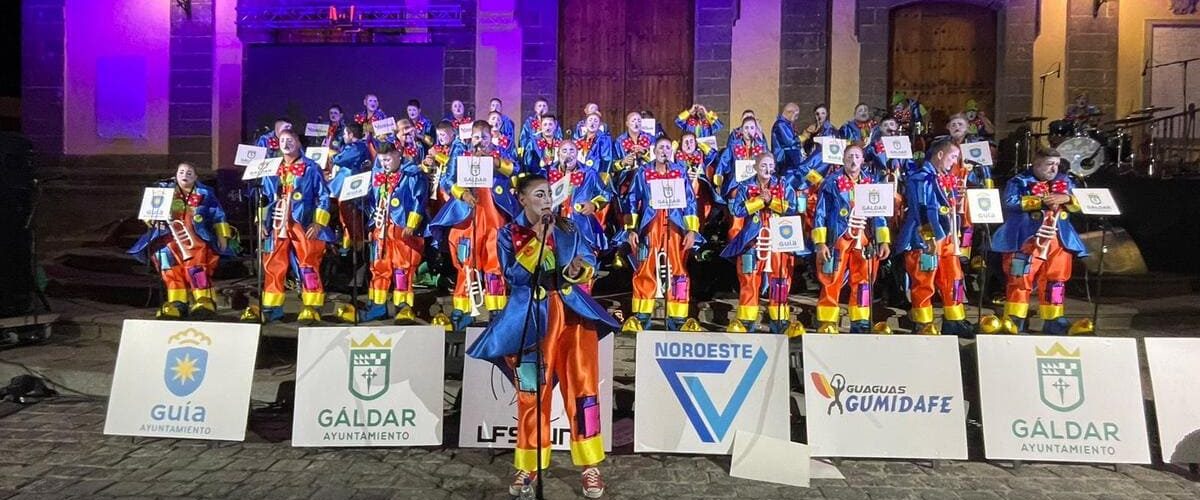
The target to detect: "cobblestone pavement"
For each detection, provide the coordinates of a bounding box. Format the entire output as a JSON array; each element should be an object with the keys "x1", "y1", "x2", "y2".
[{"x1": 0, "y1": 399, "x2": 1198, "y2": 499}]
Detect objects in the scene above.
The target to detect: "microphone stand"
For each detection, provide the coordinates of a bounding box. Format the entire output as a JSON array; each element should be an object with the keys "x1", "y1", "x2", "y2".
[
  {"x1": 1090, "y1": 216, "x2": 1111, "y2": 331},
  {"x1": 514, "y1": 214, "x2": 554, "y2": 500}
]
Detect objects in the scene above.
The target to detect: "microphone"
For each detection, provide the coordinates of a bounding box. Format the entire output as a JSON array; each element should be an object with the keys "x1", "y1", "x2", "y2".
[
  {"x1": 540, "y1": 213, "x2": 554, "y2": 227},
  {"x1": 1040, "y1": 63, "x2": 1061, "y2": 79}
]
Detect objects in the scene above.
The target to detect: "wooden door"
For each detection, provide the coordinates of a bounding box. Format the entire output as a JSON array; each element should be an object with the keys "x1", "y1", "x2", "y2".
[
  {"x1": 560, "y1": 0, "x2": 693, "y2": 138},
  {"x1": 889, "y1": 2, "x2": 997, "y2": 133}
]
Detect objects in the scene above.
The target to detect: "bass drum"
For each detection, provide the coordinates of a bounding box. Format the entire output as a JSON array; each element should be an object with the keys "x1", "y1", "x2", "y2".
[{"x1": 1056, "y1": 135, "x2": 1106, "y2": 178}]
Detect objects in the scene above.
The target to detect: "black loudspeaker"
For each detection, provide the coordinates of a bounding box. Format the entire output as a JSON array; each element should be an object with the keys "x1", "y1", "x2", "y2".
[{"x1": 0, "y1": 133, "x2": 36, "y2": 317}]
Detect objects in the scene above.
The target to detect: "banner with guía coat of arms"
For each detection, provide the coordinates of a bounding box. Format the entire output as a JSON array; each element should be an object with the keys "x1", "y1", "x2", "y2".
[
  {"x1": 292, "y1": 326, "x2": 444, "y2": 447},
  {"x1": 976, "y1": 336, "x2": 1150, "y2": 464},
  {"x1": 105, "y1": 320, "x2": 261, "y2": 441}
]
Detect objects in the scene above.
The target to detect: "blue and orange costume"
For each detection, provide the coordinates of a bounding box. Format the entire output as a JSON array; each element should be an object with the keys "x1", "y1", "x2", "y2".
[
  {"x1": 354, "y1": 159, "x2": 429, "y2": 323},
  {"x1": 254, "y1": 155, "x2": 335, "y2": 323},
  {"x1": 545, "y1": 160, "x2": 611, "y2": 260},
  {"x1": 522, "y1": 135, "x2": 562, "y2": 175},
  {"x1": 674, "y1": 107, "x2": 723, "y2": 138},
  {"x1": 609, "y1": 130, "x2": 654, "y2": 216},
  {"x1": 840, "y1": 118, "x2": 877, "y2": 145},
  {"x1": 675, "y1": 142, "x2": 719, "y2": 226},
  {"x1": 896, "y1": 161, "x2": 972, "y2": 335},
  {"x1": 467, "y1": 212, "x2": 618, "y2": 474},
  {"x1": 519, "y1": 114, "x2": 561, "y2": 157},
  {"x1": 715, "y1": 135, "x2": 769, "y2": 197},
  {"x1": 990, "y1": 172, "x2": 1087, "y2": 334},
  {"x1": 572, "y1": 131, "x2": 612, "y2": 175},
  {"x1": 354, "y1": 108, "x2": 389, "y2": 157},
  {"x1": 771, "y1": 115, "x2": 805, "y2": 176},
  {"x1": 328, "y1": 139, "x2": 372, "y2": 249},
  {"x1": 129, "y1": 181, "x2": 233, "y2": 319},
  {"x1": 255, "y1": 131, "x2": 282, "y2": 158},
  {"x1": 410, "y1": 114, "x2": 436, "y2": 146},
  {"x1": 426, "y1": 145, "x2": 520, "y2": 331},
  {"x1": 619, "y1": 161, "x2": 702, "y2": 331},
  {"x1": 812, "y1": 170, "x2": 891, "y2": 333},
  {"x1": 720, "y1": 177, "x2": 804, "y2": 334}
]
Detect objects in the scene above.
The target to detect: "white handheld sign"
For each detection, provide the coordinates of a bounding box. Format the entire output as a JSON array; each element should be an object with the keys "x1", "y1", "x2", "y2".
[
  {"x1": 372, "y1": 117, "x2": 397, "y2": 136},
  {"x1": 234, "y1": 144, "x2": 268, "y2": 167},
  {"x1": 138, "y1": 187, "x2": 176, "y2": 221},
  {"x1": 852, "y1": 183, "x2": 895, "y2": 217},
  {"x1": 640, "y1": 118, "x2": 657, "y2": 136},
  {"x1": 770, "y1": 215, "x2": 806, "y2": 252},
  {"x1": 338, "y1": 171, "x2": 373, "y2": 201},
  {"x1": 822, "y1": 138, "x2": 847, "y2": 165},
  {"x1": 551, "y1": 174, "x2": 572, "y2": 209},
  {"x1": 241, "y1": 157, "x2": 284, "y2": 180},
  {"x1": 884, "y1": 136, "x2": 914, "y2": 159},
  {"x1": 961, "y1": 141, "x2": 993, "y2": 166},
  {"x1": 735, "y1": 159, "x2": 757, "y2": 182},
  {"x1": 304, "y1": 123, "x2": 329, "y2": 137},
  {"x1": 966, "y1": 189, "x2": 1004, "y2": 224},
  {"x1": 649, "y1": 177, "x2": 687, "y2": 210},
  {"x1": 1074, "y1": 188, "x2": 1120, "y2": 215},
  {"x1": 457, "y1": 123, "x2": 473, "y2": 142},
  {"x1": 304, "y1": 147, "x2": 330, "y2": 167},
  {"x1": 456, "y1": 156, "x2": 495, "y2": 188}
]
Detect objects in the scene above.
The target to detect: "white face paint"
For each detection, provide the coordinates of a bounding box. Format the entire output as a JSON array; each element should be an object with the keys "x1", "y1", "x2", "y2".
[{"x1": 175, "y1": 164, "x2": 197, "y2": 189}]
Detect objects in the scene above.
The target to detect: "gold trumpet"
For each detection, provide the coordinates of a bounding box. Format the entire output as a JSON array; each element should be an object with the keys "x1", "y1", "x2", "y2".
[
  {"x1": 373, "y1": 192, "x2": 389, "y2": 255},
  {"x1": 756, "y1": 224, "x2": 773, "y2": 273},
  {"x1": 429, "y1": 164, "x2": 443, "y2": 200},
  {"x1": 1034, "y1": 207, "x2": 1060, "y2": 261},
  {"x1": 168, "y1": 220, "x2": 196, "y2": 261},
  {"x1": 654, "y1": 249, "x2": 671, "y2": 299},
  {"x1": 465, "y1": 268, "x2": 486, "y2": 317},
  {"x1": 271, "y1": 192, "x2": 291, "y2": 239}
]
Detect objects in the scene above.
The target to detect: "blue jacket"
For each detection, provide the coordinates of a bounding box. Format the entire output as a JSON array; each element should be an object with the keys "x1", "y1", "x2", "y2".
[
  {"x1": 518, "y1": 115, "x2": 561, "y2": 154},
  {"x1": 674, "y1": 108, "x2": 724, "y2": 138},
  {"x1": 811, "y1": 171, "x2": 891, "y2": 247},
  {"x1": 255, "y1": 131, "x2": 282, "y2": 158},
  {"x1": 839, "y1": 119, "x2": 876, "y2": 144},
  {"x1": 610, "y1": 131, "x2": 654, "y2": 188},
  {"x1": 991, "y1": 172, "x2": 1087, "y2": 256},
  {"x1": 128, "y1": 181, "x2": 234, "y2": 263},
  {"x1": 715, "y1": 134, "x2": 770, "y2": 197},
  {"x1": 466, "y1": 212, "x2": 619, "y2": 368},
  {"x1": 544, "y1": 162, "x2": 612, "y2": 254},
  {"x1": 720, "y1": 177, "x2": 806, "y2": 259},
  {"x1": 896, "y1": 161, "x2": 955, "y2": 253},
  {"x1": 615, "y1": 162, "x2": 704, "y2": 267},
  {"x1": 771, "y1": 115, "x2": 804, "y2": 176},
  {"x1": 366, "y1": 162, "x2": 429, "y2": 233},
  {"x1": 425, "y1": 148, "x2": 520, "y2": 248},
  {"x1": 261, "y1": 156, "x2": 335, "y2": 242},
  {"x1": 573, "y1": 132, "x2": 613, "y2": 175}
]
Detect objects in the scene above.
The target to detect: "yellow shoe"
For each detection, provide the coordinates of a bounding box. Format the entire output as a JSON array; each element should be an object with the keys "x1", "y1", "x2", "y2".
[
  {"x1": 872, "y1": 321, "x2": 893, "y2": 335},
  {"x1": 239, "y1": 306, "x2": 260, "y2": 322},
  {"x1": 915, "y1": 323, "x2": 940, "y2": 336},
  {"x1": 157, "y1": 301, "x2": 185, "y2": 320},
  {"x1": 977, "y1": 315, "x2": 1003, "y2": 335},
  {"x1": 620, "y1": 317, "x2": 642, "y2": 334},
  {"x1": 297, "y1": 306, "x2": 321, "y2": 325},
  {"x1": 1068, "y1": 318, "x2": 1095, "y2": 336},
  {"x1": 1000, "y1": 316, "x2": 1021, "y2": 335},
  {"x1": 430, "y1": 312, "x2": 453, "y2": 333},
  {"x1": 188, "y1": 297, "x2": 216, "y2": 318},
  {"x1": 394, "y1": 307, "x2": 416, "y2": 324},
  {"x1": 335, "y1": 303, "x2": 357, "y2": 323},
  {"x1": 725, "y1": 319, "x2": 747, "y2": 334},
  {"x1": 784, "y1": 321, "x2": 806, "y2": 338},
  {"x1": 680, "y1": 318, "x2": 704, "y2": 332},
  {"x1": 817, "y1": 322, "x2": 839, "y2": 335}
]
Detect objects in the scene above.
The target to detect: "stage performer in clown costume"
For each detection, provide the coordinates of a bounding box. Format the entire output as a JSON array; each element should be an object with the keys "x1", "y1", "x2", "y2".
[
  {"x1": 338, "y1": 142, "x2": 428, "y2": 323},
  {"x1": 543, "y1": 140, "x2": 611, "y2": 264},
  {"x1": 798, "y1": 104, "x2": 837, "y2": 154},
  {"x1": 521, "y1": 114, "x2": 562, "y2": 174},
  {"x1": 620, "y1": 137, "x2": 702, "y2": 332},
  {"x1": 467, "y1": 174, "x2": 618, "y2": 499},
  {"x1": 772, "y1": 102, "x2": 804, "y2": 177},
  {"x1": 405, "y1": 99, "x2": 435, "y2": 147},
  {"x1": 256, "y1": 118, "x2": 292, "y2": 158},
  {"x1": 426, "y1": 120, "x2": 520, "y2": 332},
  {"x1": 812, "y1": 144, "x2": 892, "y2": 334},
  {"x1": 840, "y1": 103, "x2": 878, "y2": 144},
  {"x1": 129, "y1": 162, "x2": 233, "y2": 319},
  {"x1": 610, "y1": 111, "x2": 654, "y2": 217},
  {"x1": 487, "y1": 111, "x2": 518, "y2": 159},
  {"x1": 519, "y1": 97, "x2": 557, "y2": 156},
  {"x1": 720, "y1": 153, "x2": 805, "y2": 335},
  {"x1": 984, "y1": 148, "x2": 1091, "y2": 335},
  {"x1": 674, "y1": 104, "x2": 723, "y2": 138},
  {"x1": 674, "y1": 132, "x2": 718, "y2": 226},
  {"x1": 326, "y1": 122, "x2": 372, "y2": 251},
  {"x1": 896, "y1": 139, "x2": 973, "y2": 336},
  {"x1": 243, "y1": 128, "x2": 334, "y2": 324},
  {"x1": 354, "y1": 93, "x2": 389, "y2": 156}
]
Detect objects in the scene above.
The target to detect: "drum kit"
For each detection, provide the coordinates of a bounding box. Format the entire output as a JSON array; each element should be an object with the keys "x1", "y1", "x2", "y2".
[{"x1": 1007, "y1": 105, "x2": 1174, "y2": 179}]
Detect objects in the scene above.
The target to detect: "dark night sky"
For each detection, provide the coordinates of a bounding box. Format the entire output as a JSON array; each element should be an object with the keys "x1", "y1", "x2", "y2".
[{"x1": 3, "y1": 0, "x2": 20, "y2": 97}]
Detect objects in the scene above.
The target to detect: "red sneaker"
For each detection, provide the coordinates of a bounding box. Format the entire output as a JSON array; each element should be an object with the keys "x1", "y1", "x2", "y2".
[
  {"x1": 581, "y1": 467, "x2": 605, "y2": 498},
  {"x1": 509, "y1": 470, "x2": 538, "y2": 497}
]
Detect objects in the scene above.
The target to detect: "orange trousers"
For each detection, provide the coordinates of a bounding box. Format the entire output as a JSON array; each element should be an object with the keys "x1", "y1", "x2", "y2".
[
  {"x1": 508, "y1": 292, "x2": 604, "y2": 472},
  {"x1": 337, "y1": 201, "x2": 365, "y2": 248},
  {"x1": 368, "y1": 225, "x2": 424, "y2": 308},
  {"x1": 816, "y1": 235, "x2": 879, "y2": 324},
  {"x1": 632, "y1": 214, "x2": 690, "y2": 320},
  {"x1": 735, "y1": 247, "x2": 794, "y2": 324},
  {"x1": 903, "y1": 236, "x2": 966, "y2": 324},
  {"x1": 156, "y1": 221, "x2": 219, "y2": 304},
  {"x1": 449, "y1": 189, "x2": 507, "y2": 313},
  {"x1": 263, "y1": 221, "x2": 326, "y2": 308},
  {"x1": 1002, "y1": 238, "x2": 1072, "y2": 320}
]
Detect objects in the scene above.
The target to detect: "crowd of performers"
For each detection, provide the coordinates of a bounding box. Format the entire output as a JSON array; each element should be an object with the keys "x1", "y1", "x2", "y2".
[{"x1": 130, "y1": 92, "x2": 1094, "y2": 497}]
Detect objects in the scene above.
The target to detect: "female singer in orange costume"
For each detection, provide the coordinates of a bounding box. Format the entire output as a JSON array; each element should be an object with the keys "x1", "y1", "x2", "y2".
[{"x1": 467, "y1": 174, "x2": 618, "y2": 499}]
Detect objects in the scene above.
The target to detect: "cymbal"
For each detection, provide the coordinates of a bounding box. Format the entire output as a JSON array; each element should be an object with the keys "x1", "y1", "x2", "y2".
[
  {"x1": 1105, "y1": 116, "x2": 1152, "y2": 126},
  {"x1": 1128, "y1": 106, "x2": 1173, "y2": 116},
  {"x1": 1008, "y1": 115, "x2": 1048, "y2": 124}
]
